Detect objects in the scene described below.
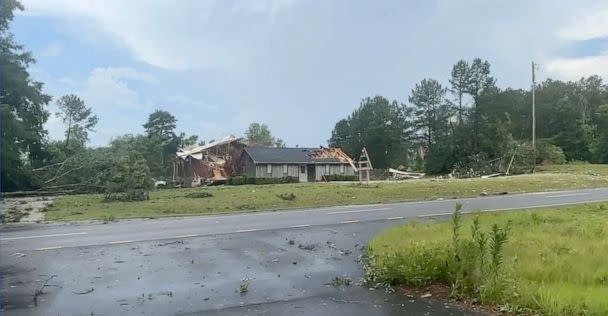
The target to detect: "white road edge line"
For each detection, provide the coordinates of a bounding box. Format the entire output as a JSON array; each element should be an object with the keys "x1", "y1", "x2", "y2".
[
  {"x1": 173, "y1": 234, "x2": 198, "y2": 238},
  {"x1": 340, "y1": 220, "x2": 359, "y2": 224},
  {"x1": 1, "y1": 232, "x2": 87, "y2": 241},
  {"x1": 387, "y1": 216, "x2": 404, "y2": 220},
  {"x1": 34, "y1": 246, "x2": 63, "y2": 251},
  {"x1": 289, "y1": 224, "x2": 311, "y2": 228},
  {"x1": 326, "y1": 207, "x2": 390, "y2": 215},
  {"x1": 417, "y1": 199, "x2": 608, "y2": 218},
  {"x1": 235, "y1": 229, "x2": 258, "y2": 233},
  {"x1": 108, "y1": 240, "x2": 135, "y2": 244},
  {"x1": 545, "y1": 193, "x2": 590, "y2": 198},
  {"x1": 418, "y1": 212, "x2": 453, "y2": 218}
]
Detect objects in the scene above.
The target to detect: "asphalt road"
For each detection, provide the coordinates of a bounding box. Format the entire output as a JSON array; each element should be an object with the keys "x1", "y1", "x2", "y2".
[{"x1": 1, "y1": 187, "x2": 607, "y2": 315}]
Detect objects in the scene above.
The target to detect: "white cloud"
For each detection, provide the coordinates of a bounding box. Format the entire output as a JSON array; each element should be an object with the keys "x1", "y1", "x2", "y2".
[
  {"x1": 232, "y1": 0, "x2": 294, "y2": 16},
  {"x1": 165, "y1": 95, "x2": 218, "y2": 112},
  {"x1": 22, "y1": 0, "x2": 608, "y2": 147},
  {"x1": 547, "y1": 4, "x2": 608, "y2": 81},
  {"x1": 557, "y1": 8, "x2": 608, "y2": 41},
  {"x1": 20, "y1": 0, "x2": 295, "y2": 70},
  {"x1": 40, "y1": 42, "x2": 63, "y2": 57},
  {"x1": 546, "y1": 53, "x2": 608, "y2": 81},
  {"x1": 41, "y1": 67, "x2": 155, "y2": 145},
  {"x1": 81, "y1": 67, "x2": 154, "y2": 109}
]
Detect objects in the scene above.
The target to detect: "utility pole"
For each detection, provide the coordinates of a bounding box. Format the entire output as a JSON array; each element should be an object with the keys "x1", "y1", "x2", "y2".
[
  {"x1": 531, "y1": 61, "x2": 536, "y2": 149},
  {"x1": 531, "y1": 61, "x2": 537, "y2": 173}
]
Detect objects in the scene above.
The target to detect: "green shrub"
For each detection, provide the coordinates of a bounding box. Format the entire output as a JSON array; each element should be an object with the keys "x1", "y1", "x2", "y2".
[
  {"x1": 323, "y1": 174, "x2": 358, "y2": 182},
  {"x1": 98, "y1": 150, "x2": 153, "y2": 202},
  {"x1": 276, "y1": 193, "x2": 296, "y2": 201},
  {"x1": 536, "y1": 140, "x2": 566, "y2": 165},
  {"x1": 227, "y1": 176, "x2": 247, "y2": 185},
  {"x1": 365, "y1": 204, "x2": 512, "y2": 304},
  {"x1": 448, "y1": 206, "x2": 511, "y2": 302}
]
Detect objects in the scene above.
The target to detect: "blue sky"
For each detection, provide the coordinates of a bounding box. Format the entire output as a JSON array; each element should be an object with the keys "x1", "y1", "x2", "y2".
[{"x1": 12, "y1": 0, "x2": 608, "y2": 147}]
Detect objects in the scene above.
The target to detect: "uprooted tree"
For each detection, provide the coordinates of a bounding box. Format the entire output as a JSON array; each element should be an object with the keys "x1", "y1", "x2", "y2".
[
  {"x1": 31, "y1": 147, "x2": 153, "y2": 200},
  {"x1": 96, "y1": 149, "x2": 153, "y2": 201}
]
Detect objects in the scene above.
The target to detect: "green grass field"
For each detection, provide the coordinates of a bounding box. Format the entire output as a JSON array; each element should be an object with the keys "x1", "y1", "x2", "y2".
[
  {"x1": 44, "y1": 164, "x2": 608, "y2": 221},
  {"x1": 367, "y1": 202, "x2": 608, "y2": 315},
  {"x1": 536, "y1": 162, "x2": 608, "y2": 176}
]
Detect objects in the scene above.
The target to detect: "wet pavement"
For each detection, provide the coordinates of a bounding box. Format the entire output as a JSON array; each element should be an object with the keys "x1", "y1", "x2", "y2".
[{"x1": 1, "y1": 221, "x2": 480, "y2": 315}]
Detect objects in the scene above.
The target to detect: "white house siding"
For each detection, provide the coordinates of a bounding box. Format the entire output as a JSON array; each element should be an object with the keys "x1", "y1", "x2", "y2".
[
  {"x1": 255, "y1": 164, "x2": 300, "y2": 178},
  {"x1": 314, "y1": 164, "x2": 355, "y2": 180}
]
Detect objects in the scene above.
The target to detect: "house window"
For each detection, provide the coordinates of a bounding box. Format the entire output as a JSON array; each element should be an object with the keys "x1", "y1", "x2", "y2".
[
  {"x1": 267, "y1": 164, "x2": 272, "y2": 174},
  {"x1": 325, "y1": 164, "x2": 330, "y2": 174},
  {"x1": 340, "y1": 164, "x2": 345, "y2": 174},
  {"x1": 300, "y1": 165, "x2": 306, "y2": 173},
  {"x1": 283, "y1": 164, "x2": 288, "y2": 175}
]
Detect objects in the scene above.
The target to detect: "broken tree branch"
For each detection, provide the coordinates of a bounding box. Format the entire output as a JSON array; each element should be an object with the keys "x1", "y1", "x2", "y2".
[
  {"x1": 43, "y1": 165, "x2": 86, "y2": 184},
  {"x1": 72, "y1": 288, "x2": 94, "y2": 295},
  {"x1": 33, "y1": 274, "x2": 58, "y2": 306}
]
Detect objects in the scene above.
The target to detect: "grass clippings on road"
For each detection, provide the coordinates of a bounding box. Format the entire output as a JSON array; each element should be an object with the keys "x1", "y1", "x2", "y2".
[
  {"x1": 366, "y1": 202, "x2": 608, "y2": 315},
  {"x1": 44, "y1": 164, "x2": 608, "y2": 221}
]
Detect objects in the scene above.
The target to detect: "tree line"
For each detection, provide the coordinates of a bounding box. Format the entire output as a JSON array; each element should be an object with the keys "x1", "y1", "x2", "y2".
[
  {"x1": 3, "y1": 0, "x2": 608, "y2": 194},
  {"x1": 1, "y1": 1, "x2": 291, "y2": 194},
  {"x1": 329, "y1": 58, "x2": 608, "y2": 174}
]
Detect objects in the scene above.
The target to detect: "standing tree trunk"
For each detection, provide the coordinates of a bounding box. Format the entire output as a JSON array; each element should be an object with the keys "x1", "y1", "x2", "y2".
[
  {"x1": 458, "y1": 92, "x2": 463, "y2": 124},
  {"x1": 65, "y1": 116, "x2": 72, "y2": 150}
]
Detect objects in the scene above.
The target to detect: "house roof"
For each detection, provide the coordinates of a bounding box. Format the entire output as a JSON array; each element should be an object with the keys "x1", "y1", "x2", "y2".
[
  {"x1": 243, "y1": 147, "x2": 353, "y2": 164},
  {"x1": 176, "y1": 135, "x2": 241, "y2": 158}
]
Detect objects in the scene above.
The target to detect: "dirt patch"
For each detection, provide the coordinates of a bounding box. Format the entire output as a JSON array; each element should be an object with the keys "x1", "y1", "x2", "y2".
[
  {"x1": 399, "y1": 283, "x2": 499, "y2": 315},
  {"x1": 2, "y1": 197, "x2": 55, "y2": 223}
]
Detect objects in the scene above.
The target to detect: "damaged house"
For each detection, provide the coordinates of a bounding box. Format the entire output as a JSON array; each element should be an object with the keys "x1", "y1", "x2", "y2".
[
  {"x1": 239, "y1": 147, "x2": 357, "y2": 182},
  {"x1": 172, "y1": 135, "x2": 245, "y2": 186}
]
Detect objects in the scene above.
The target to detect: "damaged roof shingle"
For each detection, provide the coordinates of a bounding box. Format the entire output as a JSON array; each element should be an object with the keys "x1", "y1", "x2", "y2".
[{"x1": 244, "y1": 147, "x2": 353, "y2": 164}]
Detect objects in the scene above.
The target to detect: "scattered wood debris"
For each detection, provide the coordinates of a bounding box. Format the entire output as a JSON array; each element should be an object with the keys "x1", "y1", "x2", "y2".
[
  {"x1": 33, "y1": 275, "x2": 59, "y2": 306},
  {"x1": 72, "y1": 288, "x2": 94, "y2": 295},
  {"x1": 388, "y1": 168, "x2": 425, "y2": 180}
]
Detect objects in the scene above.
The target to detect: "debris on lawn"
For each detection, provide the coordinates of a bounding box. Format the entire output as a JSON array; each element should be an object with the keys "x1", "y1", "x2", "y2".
[
  {"x1": 102, "y1": 215, "x2": 117, "y2": 223},
  {"x1": 1, "y1": 208, "x2": 29, "y2": 223},
  {"x1": 287, "y1": 239, "x2": 295, "y2": 246},
  {"x1": 388, "y1": 168, "x2": 425, "y2": 180},
  {"x1": 185, "y1": 192, "x2": 214, "y2": 198},
  {"x1": 481, "y1": 173, "x2": 502, "y2": 179},
  {"x1": 276, "y1": 193, "x2": 296, "y2": 201},
  {"x1": 480, "y1": 191, "x2": 509, "y2": 196},
  {"x1": 2, "y1": 196, "x2": 55, "y2": 223}
]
